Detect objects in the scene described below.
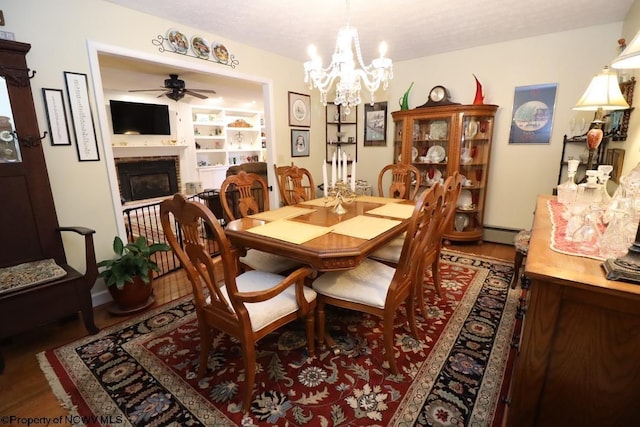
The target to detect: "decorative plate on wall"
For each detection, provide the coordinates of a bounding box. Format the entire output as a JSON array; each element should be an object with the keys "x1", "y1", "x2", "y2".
[
  {"x1": 212, "y1": 42, "x2": 229, "y2": 64},
  {"x1": 191, "y1": 36, "x2": 210, "y2": 59},
  {"x1": 166, "y1": 29, "x2": 188, "y2": 54}
]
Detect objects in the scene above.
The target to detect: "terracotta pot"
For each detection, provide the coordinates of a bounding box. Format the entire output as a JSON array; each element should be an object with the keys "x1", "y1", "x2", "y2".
[{"x1": 107, "y1": 274, "x2": 155, "y2": 315}]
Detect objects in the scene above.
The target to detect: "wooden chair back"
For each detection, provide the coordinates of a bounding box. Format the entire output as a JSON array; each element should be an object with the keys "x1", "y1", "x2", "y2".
[
  {"x1": 274, "y1": 163, "x2": 316, "y2": 205},
  {"x1": 419, "y1": 172, "x2": 464, "y2": 302},
  {"x1": 438, "y1": 172, "x2": 464, "y2": 237},
  {"x1": 273, "y1": 163, "x2": 289, "y2": 203},
  {"x1": 396, "y1": 183, "x2": 445, "y2": 292},
  {"x1": 159, "y1": 193, "x2": 315, "y2": 410},
  {"x1": 377, "y1": 163, "x2": 422, "y2": 200},
  {"x1": 219, "y1": 170, "x2": 269, "y2": 221}
]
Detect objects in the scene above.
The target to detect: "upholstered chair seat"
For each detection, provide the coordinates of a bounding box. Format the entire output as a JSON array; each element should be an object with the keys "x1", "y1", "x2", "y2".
[
  {"x1": 312, "y1": 258, "x2": 394, "y2": 309},
  {"x1": 215, "y1": 270, "x2": 317, "y2": 331}
]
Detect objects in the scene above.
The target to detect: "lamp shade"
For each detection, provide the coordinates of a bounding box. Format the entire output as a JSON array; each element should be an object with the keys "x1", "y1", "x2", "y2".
[
  {"x1": 612, "y1": 30, "x2": 640, "y2": 69},
  {"x1": 573, "y1": 66, "x2": 630, "y2": 112}
]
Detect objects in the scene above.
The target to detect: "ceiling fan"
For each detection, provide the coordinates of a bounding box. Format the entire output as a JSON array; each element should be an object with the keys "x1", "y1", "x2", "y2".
[{"x1": 128, "y1": 74, "x2": 216, "y2": 101}]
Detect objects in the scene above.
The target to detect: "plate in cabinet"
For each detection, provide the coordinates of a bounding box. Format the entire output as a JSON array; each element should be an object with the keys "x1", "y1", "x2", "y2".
[{"x1": 429, "y1": 121, "x2": 448, "y2": 140}]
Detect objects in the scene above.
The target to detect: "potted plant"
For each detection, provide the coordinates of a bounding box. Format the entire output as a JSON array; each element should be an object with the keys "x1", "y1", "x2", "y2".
[{"x1": 97, "y1": 236, "x2": 170, "y2": 314}]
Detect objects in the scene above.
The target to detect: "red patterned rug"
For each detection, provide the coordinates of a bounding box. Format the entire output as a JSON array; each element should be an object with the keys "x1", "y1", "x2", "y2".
[{"x1": 39, "y1": 249, "x2": 518, "y2": 426}]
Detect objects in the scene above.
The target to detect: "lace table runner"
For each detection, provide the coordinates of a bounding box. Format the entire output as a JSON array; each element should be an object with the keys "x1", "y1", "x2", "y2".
[{"x1": 547, "y1": 199, "x2": 606, "y2": 261}]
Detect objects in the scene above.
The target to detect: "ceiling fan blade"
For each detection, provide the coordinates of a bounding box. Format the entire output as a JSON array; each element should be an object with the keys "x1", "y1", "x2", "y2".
[
  {"x1": 128, "y1": 88, "x2": 166, "y2": 92},
  {"x1": 188, "y1": 88, "x2": 217, "y2": 94},
  {"x1": 184, "y1": 89, "x2": 208, "y2": 100}
]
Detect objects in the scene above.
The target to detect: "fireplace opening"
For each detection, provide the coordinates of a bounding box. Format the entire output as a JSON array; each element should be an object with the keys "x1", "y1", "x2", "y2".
[{"x1": 117, "y1": 159, "x2": 179, "y2": 202}]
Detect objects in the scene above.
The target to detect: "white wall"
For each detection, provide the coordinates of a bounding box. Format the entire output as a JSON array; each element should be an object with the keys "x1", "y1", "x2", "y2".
[
  {"x1": 2, "y1": 0, "x2": 633, "y2": 300},
  {"x1": 618, "y1": 0, "x2": 640, "y2": 179},
  {"x1": 2, "y1": 0, "x2": 314, "y2": 297},
  {"x1": 385, "y1": 23, "x2": 624, "y2": 231}
]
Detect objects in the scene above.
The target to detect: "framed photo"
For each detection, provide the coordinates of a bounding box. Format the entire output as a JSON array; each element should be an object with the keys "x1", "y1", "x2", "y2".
[
  {"x1": 291, "y1": 129, "x2": 310, "y2": 157},
  {"x1": 288, "y1": 91, "x2": 311, "y2": 127},
  {"x1": 364, "y1": 101, "x2": 387, "y2": 146},
  {"x1": 42, "y1": 88, "x2": 71, "y2": 146},
  {"x1": 508, "y1": 83, "x2": 558, "y2": 144},
  {"x1": 64, "y1": 71, "x2": 100, "y2": 161}
]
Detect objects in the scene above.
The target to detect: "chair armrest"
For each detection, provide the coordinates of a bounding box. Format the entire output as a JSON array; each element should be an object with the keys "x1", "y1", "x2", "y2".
[
  {"x1": 57, "y1": 226, "x2": 98, "y2": 289},
  {"x1": 235, "y1": 266, "x2": 314, "y2": 304}
]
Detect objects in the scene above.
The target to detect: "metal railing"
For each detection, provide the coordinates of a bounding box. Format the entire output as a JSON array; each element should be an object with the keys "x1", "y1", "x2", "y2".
[{"x1": 122, "y1": 193, "x2": 220, "y2": 277}]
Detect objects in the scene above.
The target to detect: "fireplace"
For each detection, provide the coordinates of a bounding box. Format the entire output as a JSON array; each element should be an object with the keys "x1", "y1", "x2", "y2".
[{"x1": 116, "y1": 156, "x2": 180, "y2": 202}]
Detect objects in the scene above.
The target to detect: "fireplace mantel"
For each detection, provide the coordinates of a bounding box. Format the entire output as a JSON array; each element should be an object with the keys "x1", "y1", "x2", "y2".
[{"x1": 112, "y1": 144, "x2": 188, "y2": 158}]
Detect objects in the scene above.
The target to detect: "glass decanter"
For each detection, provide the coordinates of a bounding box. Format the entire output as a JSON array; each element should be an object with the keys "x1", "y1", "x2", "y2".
[
  {"x1": 599, "y1": 198, "x2": 633, "y2": 259},
  {"x1": 557, "y1": 159, "x2": 580, "y2": 206},
  {"x1": 597, "y1": 165, "x2": 613, "y2": 210},
  {"x1": 572, "y1": 204, "x2": 602, "y2": 254},
  {"x1": 576, "y1": 170, "x2": 602, "y2": 207}
]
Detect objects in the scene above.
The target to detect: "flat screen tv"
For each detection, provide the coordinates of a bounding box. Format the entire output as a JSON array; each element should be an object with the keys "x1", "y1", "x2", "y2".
[{"x1": 109, "y1": 100, "x2": 171, "y2": 135}]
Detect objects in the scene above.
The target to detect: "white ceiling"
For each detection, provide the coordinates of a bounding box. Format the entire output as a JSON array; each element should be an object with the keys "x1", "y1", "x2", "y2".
[
  {"x1": 100, "y1": 0, "x2": 634, "y2": 107},
  {"x1": 105, "y1": 0, "x2": 632, "y2": 62}
]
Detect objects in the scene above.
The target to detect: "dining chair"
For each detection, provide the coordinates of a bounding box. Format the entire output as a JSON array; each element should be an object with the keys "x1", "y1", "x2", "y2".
[
  {"x1": 274, "y1": 163, "x2": 317, "y2": 205},
  {"x1": 219, "y1": 170, "x2": 303, "y2": 274},
  {"x1": 370, "y1": 172, "x2": 463, "y2": 312},
  {"x1": 377, "y1": 163, "x2": 422, "y2": 200},
  {"x1": 273, "y1": 163, "x2": 290, "y2": 203},
  {"x1": 159, "y1": 193, "x2": 316, "y2": 411},
  {"x1": 312, "y1": 184, "x2": 444, "y2": 374}
]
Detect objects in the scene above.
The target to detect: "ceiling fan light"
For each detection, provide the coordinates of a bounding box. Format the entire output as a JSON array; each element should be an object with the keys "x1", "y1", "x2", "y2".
[{"x1": 166, "y1": 91, "x2": 184, "y2": 101}]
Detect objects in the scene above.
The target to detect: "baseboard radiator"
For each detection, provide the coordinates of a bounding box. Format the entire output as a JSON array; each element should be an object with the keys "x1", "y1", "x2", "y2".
[{"x1": 482, "y1": 226, "x2": 521, "y2": 245}]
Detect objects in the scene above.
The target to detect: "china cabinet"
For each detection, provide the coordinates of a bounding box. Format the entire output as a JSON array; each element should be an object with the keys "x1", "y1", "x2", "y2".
[
  {"x1": 392, "y1": 104, "x2": 498, "y2": 242},
  {"x1": 325, "y1": 104, "x2": 357, "y2": 162},
  {"x1": 192, "y1": 107, "x2": 265, "y2": 189}
]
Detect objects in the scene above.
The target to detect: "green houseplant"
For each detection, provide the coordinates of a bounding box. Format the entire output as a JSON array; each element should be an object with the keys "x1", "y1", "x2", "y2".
[{"x1": 97, "y1": 236, "x2": 170, "y2": 314}]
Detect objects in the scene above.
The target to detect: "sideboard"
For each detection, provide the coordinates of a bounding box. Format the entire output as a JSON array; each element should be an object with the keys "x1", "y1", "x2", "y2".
[{"x1": 506, "y1": 195, "x2": 640, "y2": 426}]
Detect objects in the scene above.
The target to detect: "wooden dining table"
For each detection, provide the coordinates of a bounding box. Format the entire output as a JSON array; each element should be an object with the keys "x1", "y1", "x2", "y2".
[{"x1": 224, "y1": 195, "x2": 416, "y2": 271}]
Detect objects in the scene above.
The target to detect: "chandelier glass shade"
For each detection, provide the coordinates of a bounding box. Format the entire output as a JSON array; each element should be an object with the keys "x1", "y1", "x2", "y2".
[{"x1": 304, "y1": 11, "x2": 392, "y2": 115}]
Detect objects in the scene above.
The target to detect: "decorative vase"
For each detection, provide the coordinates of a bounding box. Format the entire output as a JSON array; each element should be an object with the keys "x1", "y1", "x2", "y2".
[
  {"x1": 472, "y1": 74, "x2": 484, "y2": 105},
  {"x1": 399, "y1": 82, "x2": 414, "y2": 110},
  {"x1": 107, "y1": 273, "x2": 155, "y2": 315}
]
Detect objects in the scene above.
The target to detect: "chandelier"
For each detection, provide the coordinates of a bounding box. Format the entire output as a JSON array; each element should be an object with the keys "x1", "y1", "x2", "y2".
[{"x1": 303, "y1": 1, "x2": 393, "y2": 114}]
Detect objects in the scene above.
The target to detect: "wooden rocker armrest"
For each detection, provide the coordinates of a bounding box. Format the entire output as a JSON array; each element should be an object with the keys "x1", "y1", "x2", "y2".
[
  {"x1": 57, "y1": 226, "x2": 98, "y2": 287},
  {"x1": 235, "y1": 266, "x2": 314, "y2": 304}
]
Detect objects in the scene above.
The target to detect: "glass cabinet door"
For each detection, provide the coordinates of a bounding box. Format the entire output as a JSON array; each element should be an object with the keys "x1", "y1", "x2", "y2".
[
  {"x1": 456, "y1": 114, "x2": 494, "y2": 234},
  {"x1": 412, "y1": 117, "x2": 451, "y2": 191}
]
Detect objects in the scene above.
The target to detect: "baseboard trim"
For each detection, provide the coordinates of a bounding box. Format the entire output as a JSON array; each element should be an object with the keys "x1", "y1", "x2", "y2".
[
  {"x1": 483, "y1": 226, "x2": 520, "y2": 245},
  {"x1": 91, "y1": 289, "x2": 112, "y2": 308}
]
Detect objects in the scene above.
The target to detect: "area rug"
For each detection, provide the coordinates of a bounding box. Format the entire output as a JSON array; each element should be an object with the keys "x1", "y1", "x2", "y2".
[{"x1": 38, "y1": 249, "x2": 518, "y2": 426}]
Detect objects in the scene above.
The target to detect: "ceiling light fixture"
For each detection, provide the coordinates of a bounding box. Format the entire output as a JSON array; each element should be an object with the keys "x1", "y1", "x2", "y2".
[{"x1": 303, "y1": 0, "x2": 393, "y2": 115}]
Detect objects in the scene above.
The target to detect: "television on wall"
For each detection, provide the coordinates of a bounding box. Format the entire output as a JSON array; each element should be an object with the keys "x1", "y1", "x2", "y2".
[{"x1": 109, "y1": 100, "x2": 171, "y2": 135}]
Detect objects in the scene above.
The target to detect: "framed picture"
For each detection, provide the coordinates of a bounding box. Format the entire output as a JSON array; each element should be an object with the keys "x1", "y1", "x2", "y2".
[
  {"x1": 64, "y1": 71, "x2": 100, "y2": 161},
  {"x1": 508, "y1": 83, "x2": 558, "y2": 144},
  {"x1": 291, "y1": 129, "x2": 310, "y2": 157},
  {"x1": 364, "y1": 101, "x2": 387, "y2": 146},
  {"x1": 288, "y1": 91, "x2": 311, "y2": 127},
  {"x1": 42, "y1": 88, "x2": 71, "y2": 146}
]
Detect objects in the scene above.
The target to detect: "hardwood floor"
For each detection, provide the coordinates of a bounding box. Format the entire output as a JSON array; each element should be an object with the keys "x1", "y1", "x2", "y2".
[{"x1": 0, "y1": 242, "x2": 515, "y2": 420}]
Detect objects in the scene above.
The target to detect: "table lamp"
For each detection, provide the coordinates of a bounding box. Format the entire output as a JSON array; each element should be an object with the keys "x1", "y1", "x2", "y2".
[
  {"x1": 602, "y1": 40, "x2": 640, "y2": 283},
  {"x1": 573, "y1": 66, "x2": 630, "y2": 171}
]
